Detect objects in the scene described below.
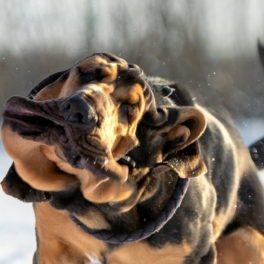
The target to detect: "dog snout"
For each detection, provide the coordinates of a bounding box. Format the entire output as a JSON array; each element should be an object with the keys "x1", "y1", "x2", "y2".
[{"x1": 61, "y1": 94, "x2": 97, "y2": 127}]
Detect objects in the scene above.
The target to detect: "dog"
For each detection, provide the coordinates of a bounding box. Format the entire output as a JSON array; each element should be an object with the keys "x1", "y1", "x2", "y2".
[{"x1": 1, "y1": 53, "x2": 264, "y2": 264}]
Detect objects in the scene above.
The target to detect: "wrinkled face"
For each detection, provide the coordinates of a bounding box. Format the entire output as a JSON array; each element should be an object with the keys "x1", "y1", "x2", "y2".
[
  {"x1": 1, "y1": 53, "x2": 165, "y2": 203},
  {"x1": 1, "y1": 53, "x2": 207, "y2": 205},
  {"x1": 30, "y1": 54, "x2": 148, "y2": 178}
]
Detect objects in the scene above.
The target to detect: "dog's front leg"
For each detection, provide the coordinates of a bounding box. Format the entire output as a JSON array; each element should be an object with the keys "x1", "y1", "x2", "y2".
[{"x1": 198, "y1": 244, "x2": 217, "y2": 264}]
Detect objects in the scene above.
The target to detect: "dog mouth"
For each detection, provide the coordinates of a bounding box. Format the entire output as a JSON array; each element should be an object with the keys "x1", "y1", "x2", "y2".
[
  {"x1": 3, "y1": 96, "x2": 64, "y2": 130},
  {"x1": 3, "y1": 110, "x2": 55, "y2": 134},
  {"x1": 3, "y1": 96, "x2": 135, "y2": 179}
]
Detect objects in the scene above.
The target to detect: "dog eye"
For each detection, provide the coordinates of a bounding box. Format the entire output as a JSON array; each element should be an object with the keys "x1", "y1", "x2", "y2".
[
  {"x1": 120, "y1": 103, "x2": 138, "y2": 123},
  {"x1": 77, "y1": 67, "x2": 100, "y2": 83},
  {"x1": 120, "y1": 103, "x2": 129, "y2": 119}
]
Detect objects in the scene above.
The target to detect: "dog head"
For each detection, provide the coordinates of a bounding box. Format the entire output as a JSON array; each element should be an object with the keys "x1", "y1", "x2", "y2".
[{"x1": 1, "y1": 53, "x2": 207, "y2": 209}]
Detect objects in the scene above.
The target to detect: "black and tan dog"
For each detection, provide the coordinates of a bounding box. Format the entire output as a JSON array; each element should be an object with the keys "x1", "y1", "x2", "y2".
[{"x1": 1, "y1": 53, "x2": 264, "y2": 264}]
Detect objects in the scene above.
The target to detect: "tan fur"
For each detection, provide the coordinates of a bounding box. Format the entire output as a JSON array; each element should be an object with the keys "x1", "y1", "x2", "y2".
[
  {"x1": 34, "y1": 192, "x2": 264, "y2": 264},
  {"x1": 108, "y1": 241, "x2": 191, "y2": 264},
  {"x1": 212, "y1": 206, "x2": 237, "y2": 242},
  {"x1": 35, "y1": 202, "x2": 107, "y2": 264},
  {"x1": 168, "y1": 107, "x2": 207, "y2": 149},
  {"x1": 1, "y1": 127, "x2": 77, "y2": 191},
  {"x1": 2, "y1": 54, "x2": 207, "y2": 202},
  {"x1": 41, "y1": 145, "x2": 133, "y2": 204},
  {"x1": 216, "y1": 227, "x2": 264, "y2": 264},
  {"x1": 35, "y1": 202, "x2": 191, "y2": 264},
  {"x1": 2, "y1": 56, "x2": 144, "y2": 200}
]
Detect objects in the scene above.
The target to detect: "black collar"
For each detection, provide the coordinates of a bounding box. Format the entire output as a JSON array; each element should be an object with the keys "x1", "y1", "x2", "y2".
[
  {"x1": 69, "y1": 177, "x2": 189, "y2": 244},
  {"x1": 26, "y1": 72, "x2": 190, "y2": 244}
]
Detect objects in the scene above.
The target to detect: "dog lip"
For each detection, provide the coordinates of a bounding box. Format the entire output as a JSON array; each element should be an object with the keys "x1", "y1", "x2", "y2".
[
  {"x1": 3, "y1": 96, "x2": 65, "y2": 127},
  {"x1": 3, "y1": 109, "x2": 56, "y2": 129}
]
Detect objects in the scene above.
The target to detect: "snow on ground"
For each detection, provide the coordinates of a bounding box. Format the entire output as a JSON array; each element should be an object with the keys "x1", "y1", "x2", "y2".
[
  {"x1": 0, "y1": 147, "x2": 35, "y2": 264},
  {"x1": 0, "y1": 119, "x2": 264, "y2": 264}
]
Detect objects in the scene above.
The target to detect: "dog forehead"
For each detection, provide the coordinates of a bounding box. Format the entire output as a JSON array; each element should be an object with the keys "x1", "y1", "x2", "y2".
[
  {"x1": 77, "y1": 53, "x2": 128, "y2": 69},
  {"x1": 76, "y1": 56, "x2": 129, "y2": 85},
  {"x1": 34, "y1": 54, "x2": 132, "y2": 101}
]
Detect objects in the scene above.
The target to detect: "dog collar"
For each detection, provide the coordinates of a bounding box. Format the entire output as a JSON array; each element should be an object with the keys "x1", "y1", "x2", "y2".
[
  {"x1": 26, "y1": 71, "x2": 190, "y2": 244},
  {"x1": 69, "y1": 177, "x2": 189, "y2": 244}
]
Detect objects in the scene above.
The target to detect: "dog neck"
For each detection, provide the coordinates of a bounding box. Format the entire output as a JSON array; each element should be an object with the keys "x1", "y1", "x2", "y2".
[{"x1": 68, "y1": 176, "x2": 189, "y2": 244}]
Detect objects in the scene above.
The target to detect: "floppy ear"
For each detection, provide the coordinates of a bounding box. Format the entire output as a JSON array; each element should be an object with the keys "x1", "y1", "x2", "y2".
[
  {"x1": 1, "y1": 70, "x2": 68, "y2": 202},
  {"x1": 1, "y1": 163, "x2": 51, "y2": 202},
  {"x1": 151, "y1": 106, "x2": 207, "y2": 178},
  {"x1": 27, "y1": 70, "x2": 68, "y2": 99}
]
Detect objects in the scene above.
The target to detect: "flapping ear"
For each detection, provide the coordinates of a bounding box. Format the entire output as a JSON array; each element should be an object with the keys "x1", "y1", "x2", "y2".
[
  {"x1": 150, "y1": 106, "x2": 207, "y2": 178},
  {"x1": 1, "y1": 163, "x2": 51, "y2": 202},
  {"x1": 27, "y1": 70, "x2": 68, "y2": 99},
  {"x1": 1, "y1": 70, "x2": 68, "y2": 202}
]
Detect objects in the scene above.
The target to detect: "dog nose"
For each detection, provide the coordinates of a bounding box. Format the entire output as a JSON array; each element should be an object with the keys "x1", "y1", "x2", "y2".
[{"x1": 61, "y1": 95, "x2": 97, "y2": 126}]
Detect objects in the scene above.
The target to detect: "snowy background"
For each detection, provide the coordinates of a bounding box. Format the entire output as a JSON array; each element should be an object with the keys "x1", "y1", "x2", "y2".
[{"x1": 0, "y1": 119, "x2": 264, "y2": 264}]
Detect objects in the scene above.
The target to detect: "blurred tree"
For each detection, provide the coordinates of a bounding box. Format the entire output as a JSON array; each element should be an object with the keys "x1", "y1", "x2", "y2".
[{"x1": 0, "y1": 0, "x2": 264, "y2": 119}]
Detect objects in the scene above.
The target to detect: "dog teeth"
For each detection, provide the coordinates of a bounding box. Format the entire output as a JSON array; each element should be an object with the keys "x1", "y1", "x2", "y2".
[{"x1": 100, "y1": 158, "x2": 109, "y2": 169}]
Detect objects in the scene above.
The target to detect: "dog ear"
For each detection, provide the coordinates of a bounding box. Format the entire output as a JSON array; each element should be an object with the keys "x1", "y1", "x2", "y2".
[
  {"x1": 150, "y1": 106, "x2": 207, "y2": 178},
  {"x1": 1, "y1": 70, "x2": 69, "y2": 202},
  {"x1": 27, "y1": 69, "x2": 69, "y2": 100},
  {"x1": 1, "y1": 163, "x2": 51, "y2": 202}
]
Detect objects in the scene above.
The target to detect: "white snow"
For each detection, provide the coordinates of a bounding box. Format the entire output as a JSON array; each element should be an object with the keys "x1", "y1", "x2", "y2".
[
  {"x1": 0, "y1": 150, "x2": 36, "y2": 264},
  {"x1": 0, "y1": 119, "x2": 264, "y2": 264}
]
